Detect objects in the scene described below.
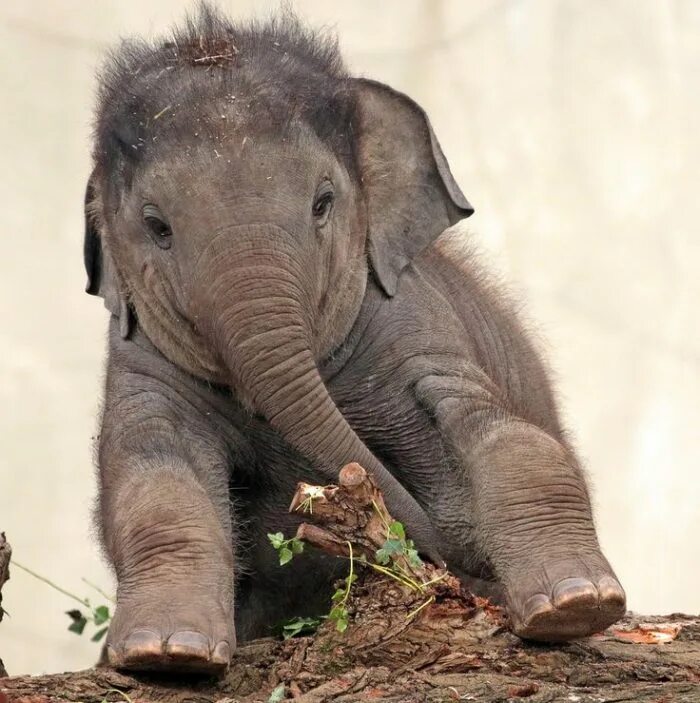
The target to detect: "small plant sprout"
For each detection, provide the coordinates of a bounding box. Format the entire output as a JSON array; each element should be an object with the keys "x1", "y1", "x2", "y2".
[
  {"x1": 369, "y1": 512, "x2": 446, "y2": 618},
  {"x1": 279, "y1": 615, "x2": 324, "y2": 639},
  {"x1": 375, "y1": 519, "x2": 423, "y2": 569},
  {"x1": 269, "y1": 509, "x2": 446, "y2": 636},
  {"x1": 66, "y1": 603, "x2": 111, "y2": 642},
  {"x1": 328, "y1": 541, "x2": 357, "y2": 633},
  {"x1": 12, "y1": 560, "x2": 114, "y2": 642},
  {"x1": 267, "y1": 531, "x2": 305, "y2": 565}
]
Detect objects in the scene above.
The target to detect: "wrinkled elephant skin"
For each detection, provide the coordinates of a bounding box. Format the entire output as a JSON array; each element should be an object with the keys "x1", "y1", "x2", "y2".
[{"x1": 83, "y1": 6, "x2": 625, "y2": 675}]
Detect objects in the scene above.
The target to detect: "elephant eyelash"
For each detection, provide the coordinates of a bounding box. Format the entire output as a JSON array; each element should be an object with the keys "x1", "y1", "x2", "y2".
[
  {"x1": 142, "y1": 204, "x2": 173, "y2": 249},
  {"x1": 312, "y1": 182, "x2": 334, "y2": 226}
]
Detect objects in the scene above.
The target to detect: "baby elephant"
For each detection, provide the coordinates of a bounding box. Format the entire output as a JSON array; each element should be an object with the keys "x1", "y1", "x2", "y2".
[{"x1": 85, "y1": 6, "x2": 625, "y2": 674}]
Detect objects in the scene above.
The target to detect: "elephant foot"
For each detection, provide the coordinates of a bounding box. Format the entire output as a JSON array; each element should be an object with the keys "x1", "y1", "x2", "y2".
[
  {"x1": 106, "y1": 590, "x2": 234, "y2": 675},
  {"x1": 505, "y1": 559, "x2": 626, "y2": 642}
]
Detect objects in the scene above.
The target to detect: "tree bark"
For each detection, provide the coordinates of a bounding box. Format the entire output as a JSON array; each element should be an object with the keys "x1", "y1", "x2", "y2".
[
  {"x1": 2, "y1": 469, "x2": 699, "y2": 702},
  {"x1": 0, "y1": 533, "x2": 11, "y2": 678}
]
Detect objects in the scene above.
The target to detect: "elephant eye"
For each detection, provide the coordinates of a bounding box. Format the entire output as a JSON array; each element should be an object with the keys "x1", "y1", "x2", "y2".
[
  {"x1": 312, "y1": 180, "x2": 334, "y2": 226},
  {"x1": 142, "y1": 204, "x2": 172, "y2": 249}
]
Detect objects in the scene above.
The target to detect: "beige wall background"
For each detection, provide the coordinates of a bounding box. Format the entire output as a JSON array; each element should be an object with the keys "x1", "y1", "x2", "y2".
[{"x1": 1, "y1": 0, "x2": 698, "y2": 676}]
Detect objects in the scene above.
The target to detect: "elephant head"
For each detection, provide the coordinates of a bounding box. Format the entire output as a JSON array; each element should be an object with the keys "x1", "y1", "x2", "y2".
[{"x1": 83, "y1": 13, "x2": 473, "y2": 561}]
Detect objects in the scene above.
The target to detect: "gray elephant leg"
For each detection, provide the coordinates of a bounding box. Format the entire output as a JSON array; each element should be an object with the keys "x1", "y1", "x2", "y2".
[
  {"x1": 415, "y1": 372, "x2": 626, "y2": 641},
  {"x1": 97, "y1": 325, "x2": 248, "y2": 673}
]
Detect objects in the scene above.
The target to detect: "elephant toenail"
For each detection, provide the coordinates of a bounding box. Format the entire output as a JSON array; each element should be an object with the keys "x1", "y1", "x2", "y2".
[
  {"x1": 121, "y1": 629, "x2": 163, "y2": 660},
  {"x1": 520, "y1": 593, "x2": 553, "y2": 621},
  {"x1": 552, "y1": 577, "x2": 598, "y2": 609},
  {"x1": 211, "y1": 641, "x2": 231, "y2": 665},
  {"x1": 106, "y1": 644, "x2": 119, "y2": 665},
  {"x1": 598, "y1": 576, "x2": 626, "y2": 609},
  {"x1": 166, "y1": 630, "x2": 210, "y2": 659}
]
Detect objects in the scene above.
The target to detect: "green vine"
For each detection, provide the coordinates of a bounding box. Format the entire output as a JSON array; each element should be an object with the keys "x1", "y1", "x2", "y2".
[
  {"x1": 328, "y1": 541, "x2": 356, "y2": 632},
  {"x1": 12, "y1": 560, "x2": 113, "y2": 642},
  {"x1": 268, "y1": 507, "x2": 445, "y2": 636},
  {"x1": 267, "y1": 532, "x2": 305, "y2": 565}
]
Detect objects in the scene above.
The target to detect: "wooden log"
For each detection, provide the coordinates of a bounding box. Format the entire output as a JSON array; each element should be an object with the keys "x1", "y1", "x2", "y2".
[
  {"x1": 2, "y1": 470, "x2": 699, "y2": 702},
  {"x1": 2, "y1": 614, "x2": 699, "y2": 703}
]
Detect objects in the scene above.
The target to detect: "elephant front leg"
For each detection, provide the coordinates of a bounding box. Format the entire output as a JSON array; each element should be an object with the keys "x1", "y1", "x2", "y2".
[
  {"x1": 417, "y1": 376, "x2": 626, "y2": 641},
  {"x1": 96, "y1": 326, "x2": 243, "y2": 674},
  {"x1": 468, "y1": 423, "x2": 626, "y2": 640},
  {"x1": 101, "y1": 464, "x2": 235, "y2": 673}
]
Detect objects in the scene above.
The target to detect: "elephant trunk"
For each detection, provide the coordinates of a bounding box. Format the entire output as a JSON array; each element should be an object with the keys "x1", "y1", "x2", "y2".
[{"x1": 194, "y1": 224, "x2": 442, "y2": 563}]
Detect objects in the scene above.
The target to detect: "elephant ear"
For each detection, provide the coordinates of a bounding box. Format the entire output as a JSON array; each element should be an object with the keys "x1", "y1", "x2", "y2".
[
  {"x1": 83, "y1": 172, "x2": 133, "y2": 339},
  {"x1": 354, "y1": 79, "x2": 474, "y2": 296}
]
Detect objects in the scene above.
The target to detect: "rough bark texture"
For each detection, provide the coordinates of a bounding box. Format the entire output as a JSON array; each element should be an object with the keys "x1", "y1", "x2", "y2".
[
  {"x1": 0, "y1": 533, "x2": 11, "y2": 678},
  {"x1": 2, "y1": 469, "x2": 699, "y2": 702}
]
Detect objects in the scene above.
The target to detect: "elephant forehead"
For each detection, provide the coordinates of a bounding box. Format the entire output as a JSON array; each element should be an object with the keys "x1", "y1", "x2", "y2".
[
  {"x1": 140, "y1": 132, "x2": 333, "y2": 203},
  {"x1": 139, "y1": 87, "x2": 308, "y2": 143}
]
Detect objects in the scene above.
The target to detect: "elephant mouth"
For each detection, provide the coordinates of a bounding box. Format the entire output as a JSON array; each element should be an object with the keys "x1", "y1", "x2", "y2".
[{"x1": 128, "y1": 267, "x2": 229, "y2": 384}]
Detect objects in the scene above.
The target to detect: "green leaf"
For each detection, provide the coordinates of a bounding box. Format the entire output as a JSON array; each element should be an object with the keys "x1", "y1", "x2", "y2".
[
  {"x1": 66, "y1": 609, "x2": 88, "y2": 635},
  {"x1": 383, "y1": 539, "x2": 403, "y2": 555},
  {"x1": 388, "y1": 521, "x2": 405, "y2": 540},
  {"x1": 329, "y1": 604, "x2": 349, "y2": 633},
  {"x1": 267, "y1": 532, "x2": 285, "y2": 549},
  {"x1": 68, "y1": 619, "x2": 87, "y2": 635},
  {"x1": 92, "y1": 626, "x2": 109, "y2": 642},
  {"x1": 279, "y1": 547, "x2": 293, "y2": 565},
  {"x1": 376, "y1": 539, "x2": 403, "y2": 562},
  {"x1": 93, "y1": 605, "x2": 111, "y2": 625},
  {"x1": 376, "y1": 539, "x2": 403, "y2": 565},
  {"x1": 406, "y1": 548, "x2": 423, "y2": 568},
  {"x1": 375, "y1": 548, "x2": 391, "y2": 565},
  {"x1": 290, "y1": 538, "x2": 305, "y2": 555},
  {"x1": 281, "y1": 616, "x2": 323, "y2": 639},
  {"x1": 331, "y1": 588, "x2": 345, "y2": 603},
  {"x1": 329, "y1": 603, "x2": 348, "y2": 627},
  {"x1": 268, "y1": 683, "x2": 286, "y2": 703}
]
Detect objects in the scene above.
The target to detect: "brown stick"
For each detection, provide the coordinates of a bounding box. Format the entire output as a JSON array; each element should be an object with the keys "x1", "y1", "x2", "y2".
[{"x1": 289, "y1": 462, "x2": 443, "y2": 585}]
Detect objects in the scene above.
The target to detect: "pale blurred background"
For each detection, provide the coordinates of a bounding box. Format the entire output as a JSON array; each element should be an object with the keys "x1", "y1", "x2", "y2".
[{"x1": 1, "y1": 0, "x2": 698, "y2": 676}]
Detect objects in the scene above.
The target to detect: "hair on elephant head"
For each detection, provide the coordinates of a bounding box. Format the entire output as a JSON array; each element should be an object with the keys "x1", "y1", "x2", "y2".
[{"x1": 83, "y1": 3, "x2": 474, "y2": 561}]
